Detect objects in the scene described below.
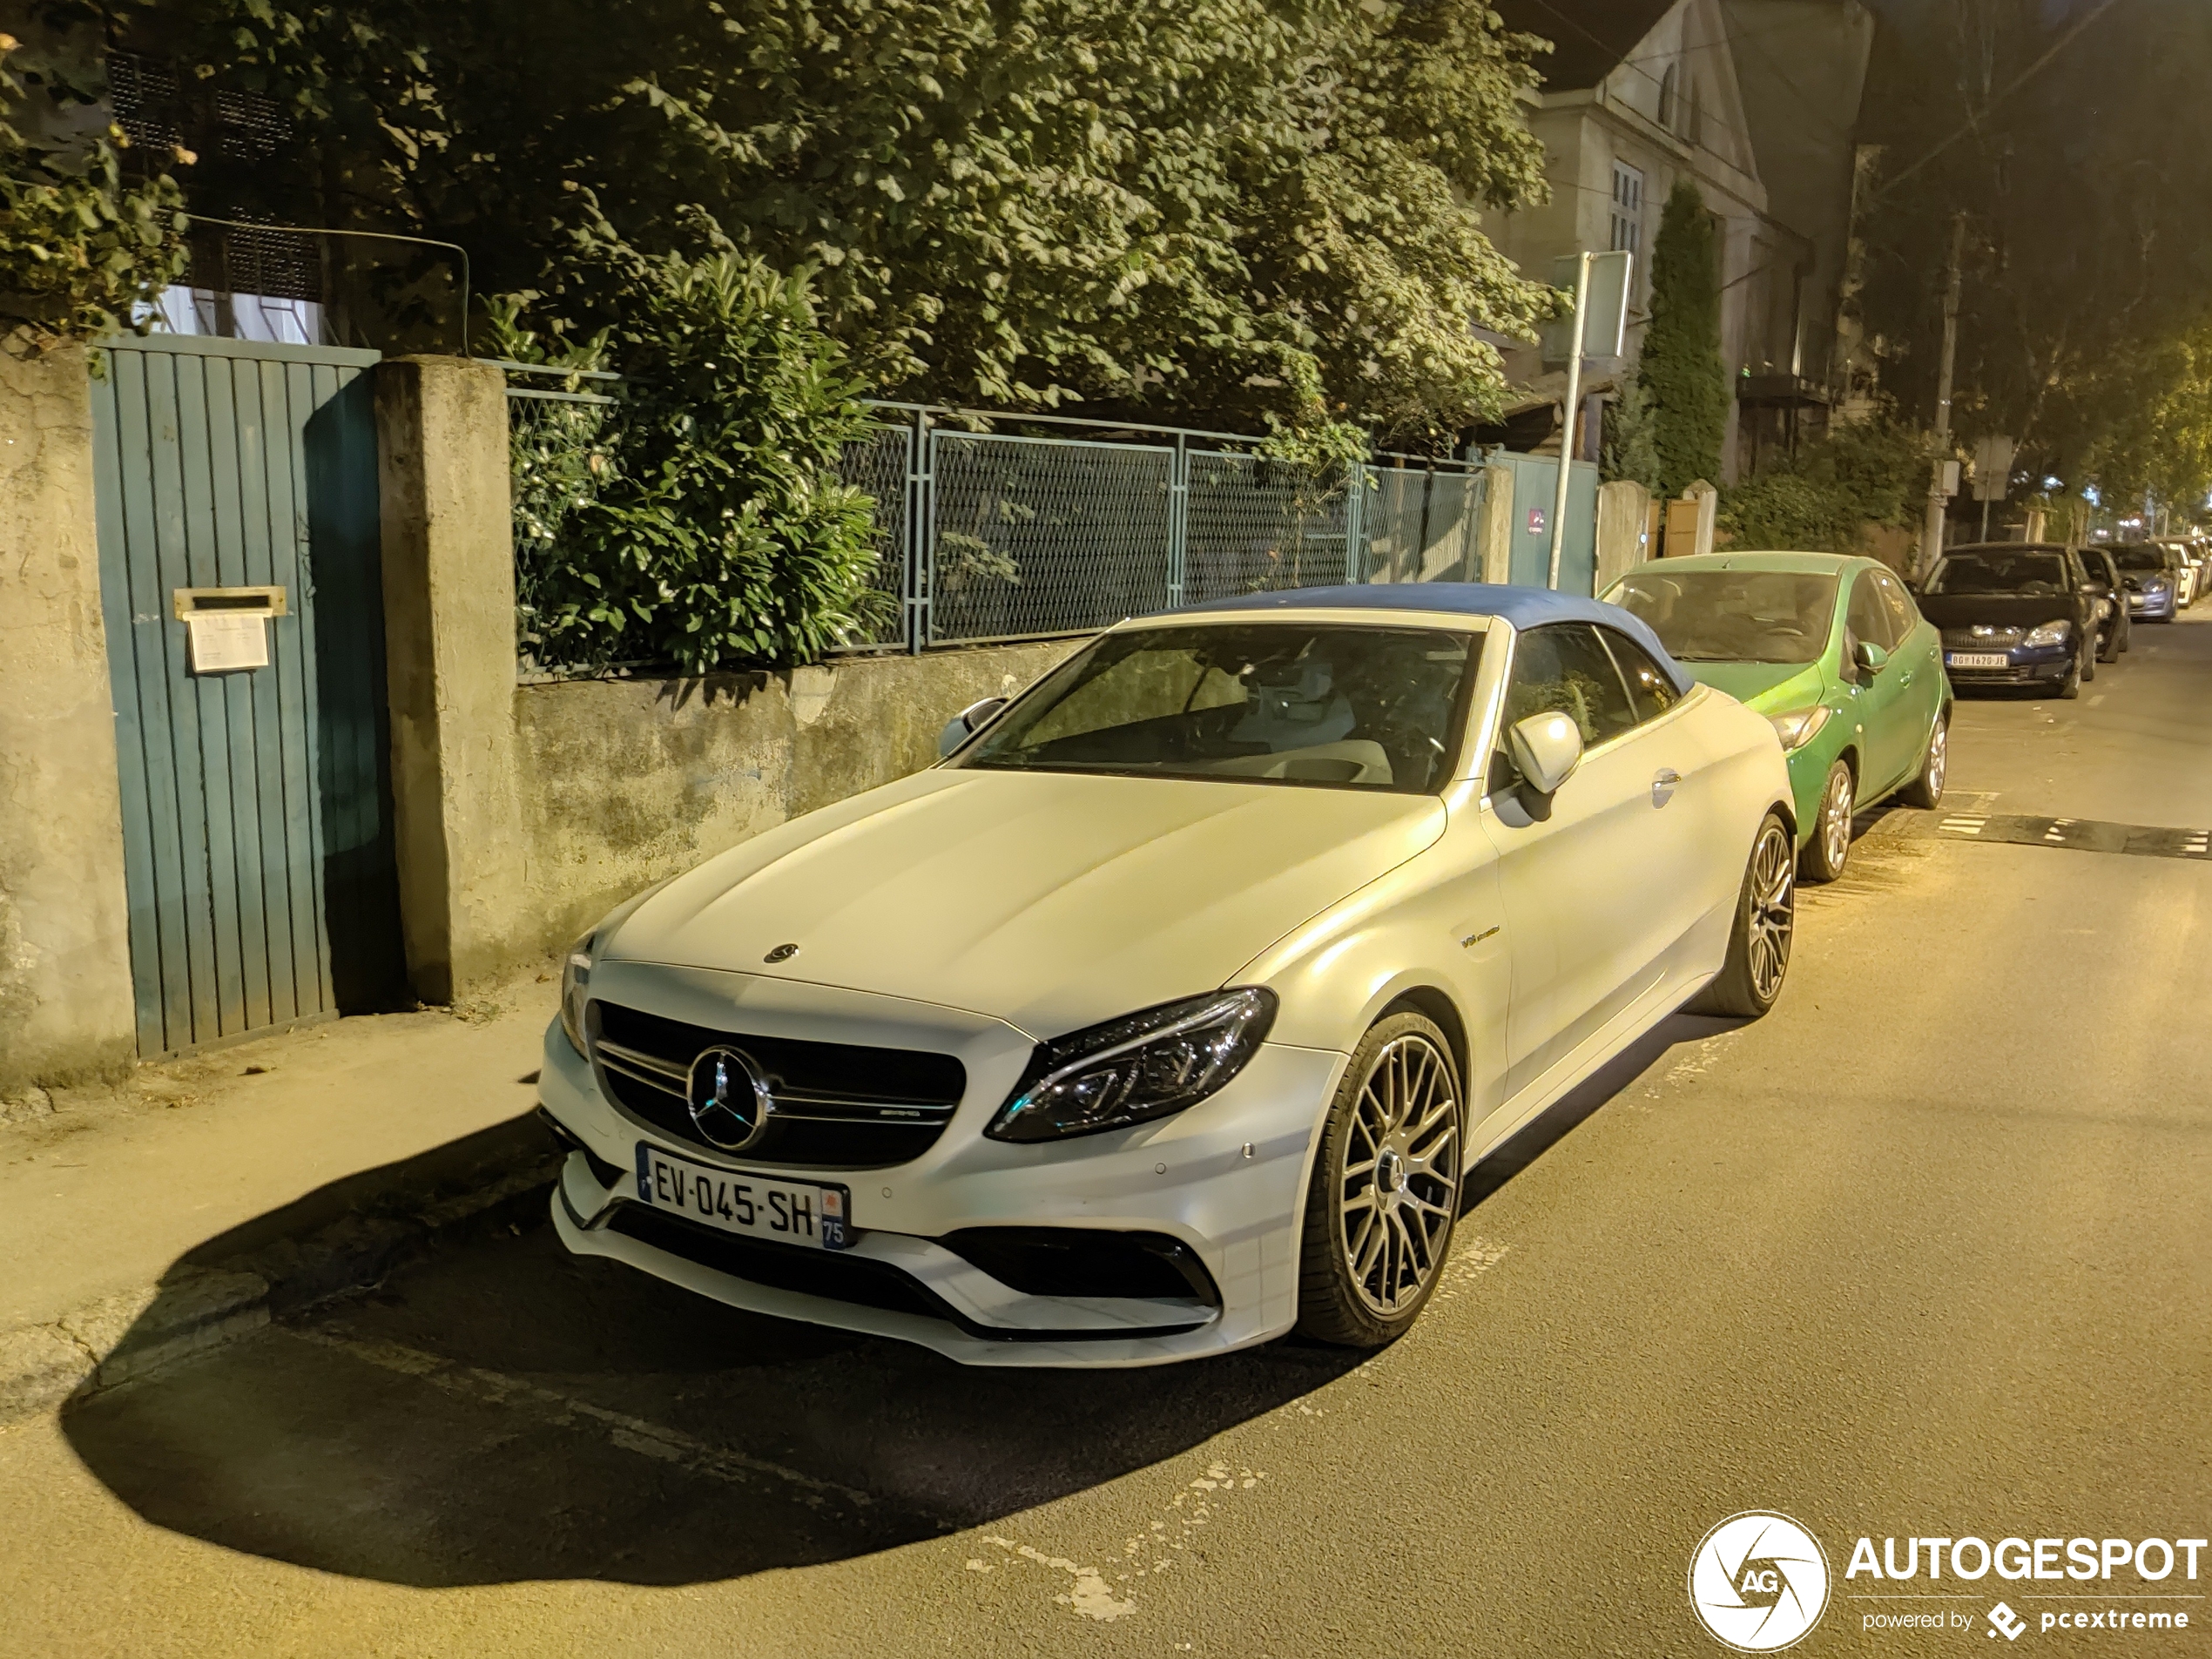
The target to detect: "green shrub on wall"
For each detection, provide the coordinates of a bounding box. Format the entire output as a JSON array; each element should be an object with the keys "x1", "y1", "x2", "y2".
[
  {"x1": 1718, "y1": 419, "x2": 1925, "y2": 551},
  {"x1": 492, "y1": 252, "x2": 888, "y2": 674}
]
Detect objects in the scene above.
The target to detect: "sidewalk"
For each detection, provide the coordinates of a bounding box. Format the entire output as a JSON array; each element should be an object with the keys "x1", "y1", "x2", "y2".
[{"x1": 0, "y1": 963, "x2": 566, "y2": 1420}]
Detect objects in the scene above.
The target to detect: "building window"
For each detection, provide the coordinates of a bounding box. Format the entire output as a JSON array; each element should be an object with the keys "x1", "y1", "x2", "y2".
[
  {"x1": 1658, "y1": 63, "x2": 1678, "y2": 130},
  {"x1": 1610, "y1": 162, "x2": 1645, "y2": 257}
]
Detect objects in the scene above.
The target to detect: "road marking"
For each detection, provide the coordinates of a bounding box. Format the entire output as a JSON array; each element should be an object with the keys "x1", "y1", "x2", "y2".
[
  {"x1": 1929, "y1": 813, "x2": 2212, "y2": 861},
  {"x1": 286, "y1": 1326, "x2": 883, "y2": 1513},
  {"x1": 2088, "y1": 693, "x2": 2107, "y2": 705}
]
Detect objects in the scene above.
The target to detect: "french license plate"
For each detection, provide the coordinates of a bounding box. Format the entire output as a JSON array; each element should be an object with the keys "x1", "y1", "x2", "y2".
[
  {"x1": 1945, "y1": 651, "x2": 2009, "y2": 670},
  {"x1": 634, "y1": 1143, "x2": 852, "y2": 1250}
]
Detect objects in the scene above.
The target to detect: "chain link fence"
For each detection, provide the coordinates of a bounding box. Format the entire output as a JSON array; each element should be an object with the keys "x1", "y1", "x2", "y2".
[{"x1": 501, "y1": 368, "x2": 1510, "y2": 671}]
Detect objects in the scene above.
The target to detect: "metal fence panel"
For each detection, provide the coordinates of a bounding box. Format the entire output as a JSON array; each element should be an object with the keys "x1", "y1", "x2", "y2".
[
  {"x1": 1183, "y1": 451, "x2": 1359, "y2": 604},
  {"x1": 835, "y1": 421, "x2": 914, "y2": 651},
  {"x1": 927, "y1": 432, "x2": 1175, "y2": 644}
]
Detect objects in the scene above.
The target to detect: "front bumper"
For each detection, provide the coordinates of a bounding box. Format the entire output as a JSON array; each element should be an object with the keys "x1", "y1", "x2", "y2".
[
  {"x1": 537, "y1": 991, "x2": 1346, "y2": 1367},
  {"x1": 2126, "y1": 590, "x2": 2178, "y2": 619},
  {"x1": 1942, "y1": 645, "x2": 2074, "y2": 688}
]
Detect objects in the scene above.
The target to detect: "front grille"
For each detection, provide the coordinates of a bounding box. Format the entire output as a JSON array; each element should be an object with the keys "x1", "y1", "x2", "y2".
[
  {"x1": 606, "y1": 1205, "x2": 1215, "y2": 1341},
  {"x1": 585, "y1": 1000, "x2": 965, "y2": 1170},
  {"x1": 1942, "y1": 626, "x2": 2023, "y2": 647}
]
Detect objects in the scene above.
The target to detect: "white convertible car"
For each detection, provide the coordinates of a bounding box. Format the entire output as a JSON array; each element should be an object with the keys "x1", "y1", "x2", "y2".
[{"x1": 538, "y1": 586, "x2": 1797, "y2": 1366}]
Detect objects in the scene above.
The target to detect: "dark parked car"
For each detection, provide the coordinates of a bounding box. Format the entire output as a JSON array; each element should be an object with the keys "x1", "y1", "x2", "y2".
[
  {"x1": 2107, "y1": 543, "x2": 2182, "y2": 622},
  {"x1": 2073, "y1": 544, "x2": 2131, "y2": 661},
  {"x1": 1917, "y1": 542, "x2": 2100, "y2": 698}
]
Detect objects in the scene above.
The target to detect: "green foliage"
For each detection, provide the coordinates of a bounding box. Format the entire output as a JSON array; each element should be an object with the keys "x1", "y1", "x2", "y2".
[
  {"x1": 1602, "y1": 369, "x2": 1663, "y2": 493},
  {"x1": 102, "y1": 0, "x2": 1554, "y2": 440},
  {"x1": 1718, "y1": 419, "x2": 1925, "y2": 551},
  {"x1": 489, "y1": 253, "x2": 887, "y2": 674},
  {"x1": 1640, "y1": 179, "x2": 1728, "y2": 497},
  {"x1": 0, "y1": 34, "x2": 190, "y2": 346}
]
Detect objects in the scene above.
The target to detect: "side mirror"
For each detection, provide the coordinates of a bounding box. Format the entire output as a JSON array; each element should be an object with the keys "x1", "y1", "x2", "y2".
[
  {"x1": 1508, "y1": 711, "x2": 1584, "y2": 800},
  {"x1": 1852, "y1": 639, "x2": 1891, "y2": 673},
  {"x1": 936, "y1": 696, "x2": 1008, "y2": 759}
]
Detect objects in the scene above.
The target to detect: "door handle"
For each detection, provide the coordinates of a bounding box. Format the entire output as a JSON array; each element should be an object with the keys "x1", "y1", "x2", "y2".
[{"x1": 1652, "y1": 768, "x2": 1682, "y2": 807}]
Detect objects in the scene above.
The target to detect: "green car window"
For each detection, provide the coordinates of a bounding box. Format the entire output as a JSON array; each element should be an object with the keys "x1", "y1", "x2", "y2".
[
  {"x1": 1610, "y1": 570, "x2": 1839, "y2": 664},
  {"x1": 1845, "y1": 573, "x2": 1895, "y2": 650}
]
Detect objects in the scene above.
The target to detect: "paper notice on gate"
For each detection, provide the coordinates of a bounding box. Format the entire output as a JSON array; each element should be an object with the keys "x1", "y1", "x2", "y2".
[{"x1": 186, "y1": 611, "x2": 270, "y2": 673}]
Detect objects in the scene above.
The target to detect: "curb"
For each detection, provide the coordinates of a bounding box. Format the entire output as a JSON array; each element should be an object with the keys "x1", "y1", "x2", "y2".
[{"x1": 0, "y1": 1136, "x2": 562, "y2": 1426}]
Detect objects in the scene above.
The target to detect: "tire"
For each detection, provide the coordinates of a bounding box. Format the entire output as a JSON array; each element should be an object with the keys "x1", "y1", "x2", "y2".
[
  {"x1": 2058, "y1": 649, "x2": 2082, "y2": 699},
  {"x1": 1684, "y1": 812, "x2": 1796, "y2": 1021},
  {"x1": 2098, "y1": 614, "x2": 2121, "y2": 663},
  {"x1": 1798, "y1": 758, "x2": 1854, "y2": 883},
  {"x1": 1296, "y1": 1011, "x2": 1464, "y2": 1348},
  {"x1": 1898, "y1": 711, "x2": 1948, "y2": 809},
  {"x1": 2082, "y1": 643, "x2": 2096, "y2": 683}
]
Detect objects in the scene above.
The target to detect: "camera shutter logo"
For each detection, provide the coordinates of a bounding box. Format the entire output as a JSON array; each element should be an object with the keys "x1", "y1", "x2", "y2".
[
  {"x1": 685, "y1": 1046, "x2": 775, "y2": 1151},
  {"x1": 1688, "y1": 1512, "x2": 1831, "y2": 1652}
]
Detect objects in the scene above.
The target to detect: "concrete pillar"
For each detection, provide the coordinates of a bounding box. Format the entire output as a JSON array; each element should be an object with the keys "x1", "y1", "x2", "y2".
[
  {"x1": 1476, "y1": 462, "x2": 1516, "y2": 585},
  {"x1": 0, "y1": 339, "x2": 136, "y2": 1091},
  {"x1": 374, "y1": 356, "x2": 527, "y2": 1003},
  {"x1": 1686, "y1": 480, "x2": 1719, "y2": 557},
  {"x1": 1595, "y1": 480, "x2": 1651, "y2": 596}
]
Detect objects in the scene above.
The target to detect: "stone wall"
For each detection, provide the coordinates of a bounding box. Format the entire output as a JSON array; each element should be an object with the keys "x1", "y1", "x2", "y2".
[
  {"x1": 509, "y1": 644, "x2": 1076, "y2": 956},
  {"x1": 0, "y1": 341, "x2": 135, "y2": 1093}
]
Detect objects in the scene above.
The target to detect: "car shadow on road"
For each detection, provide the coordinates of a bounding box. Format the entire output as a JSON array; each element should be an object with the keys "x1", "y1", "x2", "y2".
[{"x1": 61, "y1": 1015, "x2": 1720, "y2": 1590}]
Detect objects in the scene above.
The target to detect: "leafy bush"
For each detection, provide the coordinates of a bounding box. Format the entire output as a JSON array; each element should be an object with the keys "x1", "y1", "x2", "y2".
[
  {"x1": 1719, "y1": 420, "x2": 1925, "y2": 552},
  {"x1": 0, "y1": 35, "x2": 189, "y2": 346},
  {"x1": 490, "y1": 252, "x2": 888, "y2": 674}
]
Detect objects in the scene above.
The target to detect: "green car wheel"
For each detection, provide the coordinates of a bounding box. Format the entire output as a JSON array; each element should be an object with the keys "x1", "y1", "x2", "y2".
[{"x1": 1800, "y1": 759, "x2": 1854, "y2": 883}]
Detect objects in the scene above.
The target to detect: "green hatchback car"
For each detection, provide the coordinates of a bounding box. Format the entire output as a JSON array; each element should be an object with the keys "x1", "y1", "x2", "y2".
[{"x1": 1603, "y1": 551, "x2": 1952, "y2": 881}]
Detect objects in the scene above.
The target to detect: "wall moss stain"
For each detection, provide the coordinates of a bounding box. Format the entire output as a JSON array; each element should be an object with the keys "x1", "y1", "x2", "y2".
[{"x1": 511, "y1": 640, "x2": 1075, "y2": 957}]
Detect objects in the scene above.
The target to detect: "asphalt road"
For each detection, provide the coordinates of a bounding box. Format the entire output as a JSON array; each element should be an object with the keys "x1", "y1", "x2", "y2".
[{"x1": 5, "y1": 615, "x2": 2209, "y2": 1658}]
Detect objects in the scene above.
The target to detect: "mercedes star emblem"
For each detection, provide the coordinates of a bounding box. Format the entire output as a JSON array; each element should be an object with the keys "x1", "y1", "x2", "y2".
[{"x1": 685, "y1": 1045, "x2": 775, "y2": 1151}]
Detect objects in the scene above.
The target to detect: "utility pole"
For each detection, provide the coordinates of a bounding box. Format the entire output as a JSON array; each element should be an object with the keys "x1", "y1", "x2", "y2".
[
  {"x1": 1918, "y1": 213, "x2": 1967, "y2": 580},
  {"x1": 1548, "y1": 251, "x2": 1592, "y2": 591}
]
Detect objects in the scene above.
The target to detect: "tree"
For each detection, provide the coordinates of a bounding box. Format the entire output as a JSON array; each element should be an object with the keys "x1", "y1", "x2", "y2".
[
  {"x1": 1855, "y1": 0, "x2": 2212, "y2": 511},
  {"x1": 1718, "y1": 418, "x2": 1925, "y2": 551},
  {"x1": 1638, "y1": 179, "x2": 1728, "y2": 496},
  {"x1": 90, "y1": 0, "x2": 1555, "y2": 442},
  {"x1": 0, "y1": 30, "x2": 190, "y2": 347}
]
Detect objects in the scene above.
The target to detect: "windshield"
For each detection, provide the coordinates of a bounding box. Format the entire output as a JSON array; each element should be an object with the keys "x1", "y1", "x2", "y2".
[
  {"x1": 956, "y1": 622, "x2": 1479, "y2": 793},
  {"x1": 1929, "y1": 552, "x2": 2068, "y2": 594},
  {"x1": 2108, "y1": 543, "x2": 2170, "y2": 572},
  {"x1": 1606, "y1": 570, "x2": 1838, "y2": 664}
]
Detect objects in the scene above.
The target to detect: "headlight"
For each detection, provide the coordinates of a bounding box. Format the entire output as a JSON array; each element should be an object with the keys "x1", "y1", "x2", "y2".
[
  {"x1": 2146, "y1": 578, "x2": 2170, "y2": 593},
  {"x1": 559, "y1": 932, "x2": 596, "y2": 1055},
  {"x1": 1766, "y1": 706, "x2": 1831, "y2": 752},
  {"x1": 987, "y1": 988, "x2": 1278, "y2": 1143},
  {"x1": 2023, "y1": 619, "x2": 2074, "y2": 648}
]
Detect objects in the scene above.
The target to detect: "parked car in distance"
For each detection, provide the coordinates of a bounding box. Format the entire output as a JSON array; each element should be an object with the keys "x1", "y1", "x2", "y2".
[
  {"x1": 2107, "y1": 543, "x2": 2182, "y2": 623},
  {"x1": 1918, "y1": 543, "x2": 2101, "y2": 698},
  {"x1": 1606, "y1": 551, "x2": 1948, "y2": 883},
  {"x1": 537, "y1": 587, "x2": 1797, "y2": 1366},
  {"x1": 2073, "y1": 544, "x2": 2132, "y2": 661},
  {"x1": 2154, "y1": 538, "x2": 2200, "y2": 607}
]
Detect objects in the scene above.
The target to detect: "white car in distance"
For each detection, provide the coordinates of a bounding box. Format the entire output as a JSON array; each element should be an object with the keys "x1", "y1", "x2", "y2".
[{"x1": 538, "y1": 587, "x2": 1797, "y2": 1366}]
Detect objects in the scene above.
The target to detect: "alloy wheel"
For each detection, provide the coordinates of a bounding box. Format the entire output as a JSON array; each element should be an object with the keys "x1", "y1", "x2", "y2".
[
  {"x1": 1337, "y1": 1033, "x2": 1460, "y2": 1318},
  {"x1": 1925, "y1": 719, "x2": 1948, "y2": 797},
  {"x1": 1747, "y1": 820, "x2": 1796, "y2": 1004},
  {"x1": 1821, "y1": 765, "x2": 1852, "y2": 873}
]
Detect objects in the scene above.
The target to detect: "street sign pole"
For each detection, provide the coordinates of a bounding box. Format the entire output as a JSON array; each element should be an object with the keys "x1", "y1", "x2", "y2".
[{"x1": 1547, "y1": 251, "x2": 1592, "y2": 591}]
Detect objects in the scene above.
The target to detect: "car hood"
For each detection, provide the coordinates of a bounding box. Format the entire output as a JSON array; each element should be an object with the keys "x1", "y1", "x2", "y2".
[
  {"x1": 1915, "y1": 591, "x2": 2075, "y2": 629},
  {"x1": 602, "y1": 766, "x2": 1448, "y2": 1039},
  {"x1": 1678, "y1": 658, "x2": 1829, "y2": 713}
]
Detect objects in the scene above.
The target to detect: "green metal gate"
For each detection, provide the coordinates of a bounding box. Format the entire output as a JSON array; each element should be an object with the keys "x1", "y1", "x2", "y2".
[{"x1": 91, "y1": 334, "x2": 405, "y2": 1057}]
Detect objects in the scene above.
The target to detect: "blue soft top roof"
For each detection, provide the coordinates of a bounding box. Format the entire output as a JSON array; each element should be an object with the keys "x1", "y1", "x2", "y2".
[{"x1": 1180, "y1": 583, "x2": 1694, "y2": 694}]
